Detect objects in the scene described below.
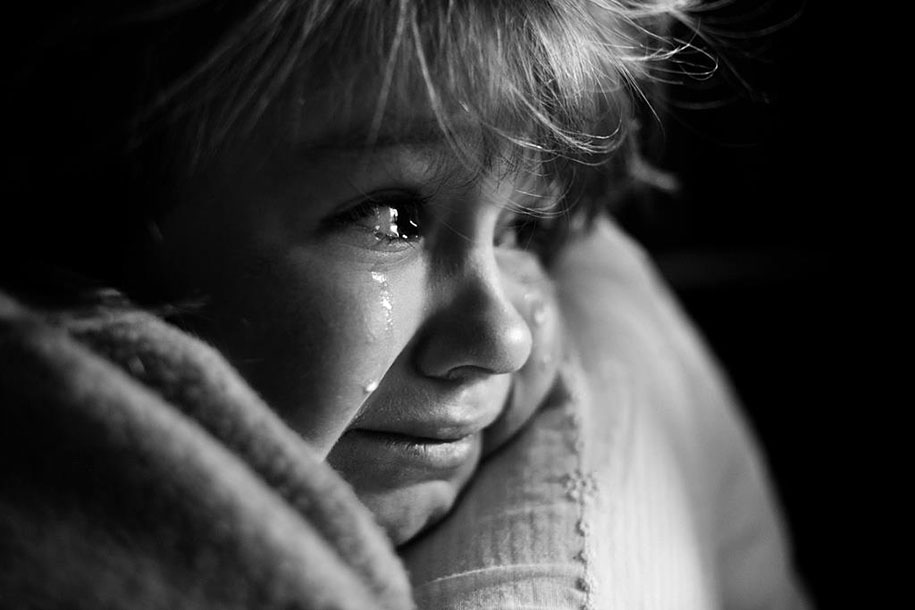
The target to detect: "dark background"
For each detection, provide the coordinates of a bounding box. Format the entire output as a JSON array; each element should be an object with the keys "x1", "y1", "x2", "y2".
[{"x1": 617, "y1": 2, "x2": 877, "y2": 606}]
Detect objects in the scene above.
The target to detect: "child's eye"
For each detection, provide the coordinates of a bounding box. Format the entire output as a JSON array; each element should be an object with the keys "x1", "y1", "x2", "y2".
[{"x1": 327, "y1": 192, "x2": 425, "y2": 249}]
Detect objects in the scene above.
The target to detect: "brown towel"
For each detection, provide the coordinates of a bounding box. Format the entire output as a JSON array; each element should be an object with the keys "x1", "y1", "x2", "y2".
[{"x1": 0, "y1": 290, "x2": 414, "y2": 610}]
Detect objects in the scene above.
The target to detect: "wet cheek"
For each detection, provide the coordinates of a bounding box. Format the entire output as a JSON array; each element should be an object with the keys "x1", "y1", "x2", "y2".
[
  {"x1": 370, "y1": 265, "x2": 426, "y2": 355},
  {"x1": 483, "y1": 251, "x2": 562, "y2": 452},
  {"x1": 366, "y1": 271, "x2": 395, "y2": 350},
  {"x1": 521, "y1": 281, "x2": 561, "y2": 375},
  {"x1": 280, "y1": 262, "x2": 425, "y2": 453},
  {"x1": 291, "y1": 277, "x2": 395, "y2": 451},
  {"x1": 350, "y1": 270, "x2": 399, "y2": 392},
  {"x1": 215, "y1": 260, "x2": 394, "y2": 456}
]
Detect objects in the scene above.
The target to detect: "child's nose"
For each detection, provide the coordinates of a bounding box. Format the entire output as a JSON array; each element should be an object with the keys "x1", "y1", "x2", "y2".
[{"x1": 414, "y1": 253, "x2": 533, "y2": 380}]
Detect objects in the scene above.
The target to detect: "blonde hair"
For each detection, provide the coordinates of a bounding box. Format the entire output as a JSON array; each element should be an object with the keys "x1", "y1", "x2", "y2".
[
  {"x1": 7, "y1": 0, "x2": 711, "y2": 294},
  {"x1": 133, "y1": 0, "x2": 702, "y2": 173}
]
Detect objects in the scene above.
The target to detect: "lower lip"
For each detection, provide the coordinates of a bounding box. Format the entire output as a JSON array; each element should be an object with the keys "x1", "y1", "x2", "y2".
[{"x1": 345, "y1": 430, "x2": 479, "y2": 472}]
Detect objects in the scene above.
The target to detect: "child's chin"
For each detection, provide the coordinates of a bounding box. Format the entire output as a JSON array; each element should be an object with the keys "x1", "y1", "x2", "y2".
[{"x1": 358, "y1": 480, "x2": 464, "y2": 547}]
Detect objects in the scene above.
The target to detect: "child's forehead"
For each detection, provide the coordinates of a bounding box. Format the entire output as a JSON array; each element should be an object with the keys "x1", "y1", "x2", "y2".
[
  {"x1": 265, "y1": 77, "x2": 529, "y2": 183},
  {"x1": 277, "y1": 68, "x2": 487, "y2": 152},
  {"x1": 255, "y1": 83, "x2": 558, "y2": 203}
]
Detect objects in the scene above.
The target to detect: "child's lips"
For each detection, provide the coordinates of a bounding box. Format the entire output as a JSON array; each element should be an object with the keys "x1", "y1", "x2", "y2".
[
  {"x1": 338, "y1": 382, "x2": 514, "y2": 479},
  {"x1": 352, "y1": 384, "x2": 510, "y2": 441},
  {"x1": 344, "y1": 429, "x2": 480, "y2": 473},
  {"x1": 338, "y1": 399, "x2": 506, "y2": 478},
  {"x1": 367, "y1": 410, "x2": 500, "y2": 443}
]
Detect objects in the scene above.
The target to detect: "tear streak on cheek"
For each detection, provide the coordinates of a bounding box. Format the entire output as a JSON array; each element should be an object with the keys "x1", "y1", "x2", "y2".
[
  {"x1": 483, "y1": 266, "x2": 561, "y2": 454},
  {"x1": 360, "y1": 270, "x2": 396, "y2": 398},
  {"x1": 371, "y1": 271, "x2": 395, "y2": 334}
]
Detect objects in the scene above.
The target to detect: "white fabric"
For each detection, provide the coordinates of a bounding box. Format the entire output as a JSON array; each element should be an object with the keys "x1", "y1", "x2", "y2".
[{"x1": 401, "y1": 217, "x2": 809, "y2": 609}]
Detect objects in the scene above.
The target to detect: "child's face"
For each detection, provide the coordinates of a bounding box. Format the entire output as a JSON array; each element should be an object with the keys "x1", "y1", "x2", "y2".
[{"x1": 155, "y1": 91, "x2": 562, "y2": 544}]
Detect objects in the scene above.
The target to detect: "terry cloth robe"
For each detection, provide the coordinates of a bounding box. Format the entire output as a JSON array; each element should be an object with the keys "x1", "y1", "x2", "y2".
[{"x1": 0, "y1": 290, "x2": 414, "y2": 610}]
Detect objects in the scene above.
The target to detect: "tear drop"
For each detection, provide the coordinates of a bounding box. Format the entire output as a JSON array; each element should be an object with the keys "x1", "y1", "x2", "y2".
[
  {"x1": 539, "y1": 353, "x2": 553, "y2": 369},
  {"x1": 532, "y1": 300, "x2": 548, "y2": 326},
  {"x1": 370, "y1": 271, "x2": 394, "y2": 332},
  {"x1": 362, "y1": 380, "x2": 379, "y2": 394}
]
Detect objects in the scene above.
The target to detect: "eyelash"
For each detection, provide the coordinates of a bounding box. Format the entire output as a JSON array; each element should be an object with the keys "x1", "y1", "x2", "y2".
[
  {"x1": 327, "y1": 188, "x2": 565, "y2": 260},
  {"x1": 329, "y1": 192, "x2": 428, "y2": 246}
]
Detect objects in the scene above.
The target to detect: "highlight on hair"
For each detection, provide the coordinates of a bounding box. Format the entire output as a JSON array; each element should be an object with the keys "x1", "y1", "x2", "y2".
[
  {"x1": 125, "y1": 0, "x2": 710, "y2": 181},
  {"x1": 5, "y1": 0, "x2": 717, "y2": 294}
]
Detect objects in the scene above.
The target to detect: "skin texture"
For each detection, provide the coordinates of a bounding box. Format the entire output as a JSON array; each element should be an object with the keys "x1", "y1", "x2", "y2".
[{"x1": 152, "y1": 95, "x2": 563, "y2": 545}]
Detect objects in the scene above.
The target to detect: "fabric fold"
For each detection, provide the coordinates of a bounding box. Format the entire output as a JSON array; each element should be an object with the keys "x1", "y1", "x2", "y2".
[{"x1": 0, "y1": 291, "x2": 413, "y2": 610}]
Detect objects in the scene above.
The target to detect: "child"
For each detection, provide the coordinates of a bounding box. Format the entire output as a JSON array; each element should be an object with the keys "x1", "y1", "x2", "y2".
[{"x1": 1, "y1": 0, "x2": 809, "y2": 608}]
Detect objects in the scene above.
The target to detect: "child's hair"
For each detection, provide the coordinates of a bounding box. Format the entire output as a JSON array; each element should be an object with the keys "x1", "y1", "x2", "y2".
[{"x1": 4, "y1": 0, "x2": 706, "y2": 300}]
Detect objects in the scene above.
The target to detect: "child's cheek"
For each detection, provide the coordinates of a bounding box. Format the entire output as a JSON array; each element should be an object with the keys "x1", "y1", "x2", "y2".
[
  {"x1": 483, "y1": 250, "x2": 562, "y2": 454},
  {"x1": 289, "y1": 259, "x2": 427, "y2": 452},
  {"x1": 287, "y1": 266, "x2": 403, "y2": 439},
  {"x1": 213, "y1": 254, "x2": 402, "y2": 457}
]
